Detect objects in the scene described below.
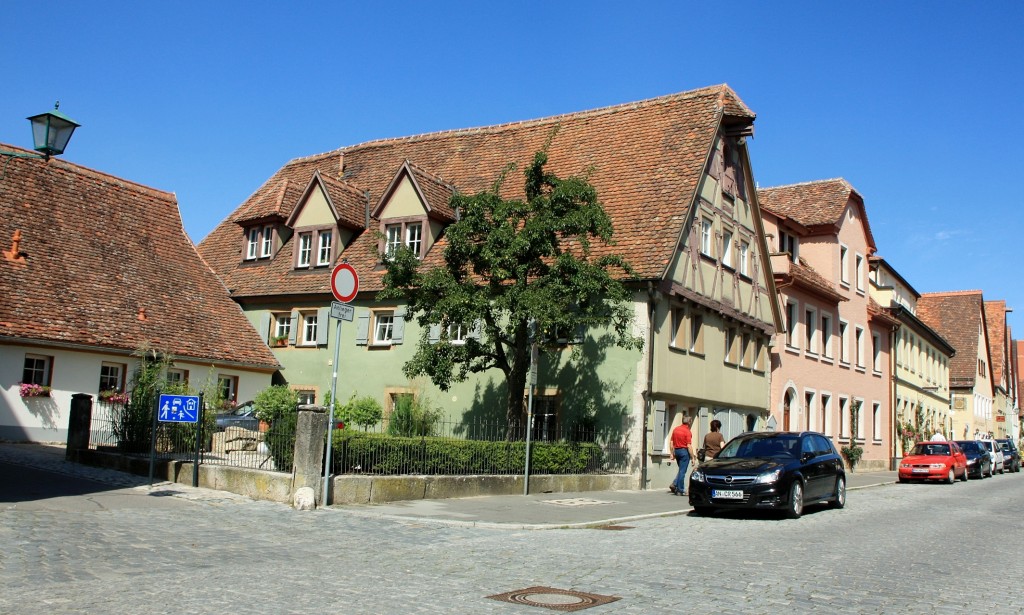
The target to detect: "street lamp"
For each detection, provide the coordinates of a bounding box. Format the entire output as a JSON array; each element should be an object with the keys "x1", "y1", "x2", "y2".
[{"x1": 26, "y1": 102, "x2": 79, "y2": 159}]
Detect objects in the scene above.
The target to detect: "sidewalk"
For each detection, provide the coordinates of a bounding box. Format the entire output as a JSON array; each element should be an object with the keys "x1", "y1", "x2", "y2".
[{"x1": 330, "y1": 470, "x2": 898, "y2": 529}]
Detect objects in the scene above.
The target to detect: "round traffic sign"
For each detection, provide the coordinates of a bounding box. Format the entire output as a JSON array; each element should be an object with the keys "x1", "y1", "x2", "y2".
[{"x1": 330, "y1": 263, "x2": 359, "y2": 303}]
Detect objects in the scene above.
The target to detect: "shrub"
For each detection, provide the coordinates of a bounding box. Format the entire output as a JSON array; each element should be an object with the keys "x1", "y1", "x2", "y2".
[
  {"x1": 386, "y1": 395, "x2": 440, "y2": 437},
  {"x1": 254, "y1": 385, "x2": 299, "y2": 422}
]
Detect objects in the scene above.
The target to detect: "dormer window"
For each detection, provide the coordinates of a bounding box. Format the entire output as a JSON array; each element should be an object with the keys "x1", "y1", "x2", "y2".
[
  {"x1": 384, "y1": 220, "x2": 424, "y2": 259},
  {"x1": 245, "y1": 225, "x2": 275, "y2": 261},
  {"x1": 295, "y1": 226, "x2": 336, "y2": 269}
]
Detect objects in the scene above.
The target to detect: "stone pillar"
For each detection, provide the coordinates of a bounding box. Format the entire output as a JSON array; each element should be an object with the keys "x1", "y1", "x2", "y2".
[
  {"x1": 66, "y1": 393, "x2": 94, "y2": 460},
  {"x1": 291, "y1": 405, "x2": 328, "y2": 505}
]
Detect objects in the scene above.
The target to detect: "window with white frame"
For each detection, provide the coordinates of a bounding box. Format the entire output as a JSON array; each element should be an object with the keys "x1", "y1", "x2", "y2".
[
  {"x1": 406, "y1": 222, "x2": 423, "y2": 257},
  {"x1": 872, "y1": 331, "x2": 881, "y2": 372},
  {"x1": 779, "y1": 231, "x2": 798, "y2": 263},
  {"x1": 855, "y1": 326, "x2": 865, "y2": 368},
  {"x1": 243, "y1": 225, "x2": 274, "y2": 261},
  {"x1": 297, "y1": 232, "x2": 313, "y2": 267},
  {"x1": 447, "y1": 323, "x2": 467, "y2": 345},
  {"x1": 840, "y1": 396, "x2": 850, "y2": 438},
  {"x1": 23, "y1": 354, "x2": 53, "y2": 386},
  {"x1": 722, "y1": 229, "x2": 733, "y2": 268},
  {"x1": 384, "y1": 220, "x2": 425, "y2": 259},
  {"x1": 689, "y1": 314, "x2": 704, "y2": 354},
  {"x1": 385, "y1": 224, "x2": 403, "y2": 257},
  {"x1": 301, "y1": 312, "x2": 319, "y2": 345},
  {"x1": 805, "y1": 307, "x2": 817, "y2": 355},
  {"x1": 296, "y1": 389, "x2": 316, "y2": 405},
  {"x1": 821, "y1": 393, "x2": 832, "y2": 436},
  {"x1": 741, "y1": 332, "x2": 752, "y2": 368},
  {"x1": 246, "y1": 228, "x2": 260, "y2": 260},
  {"x1": 374, "y1": 310, "x2": 395, "y2": 345},
  {"x1": 821, "y1": 313, "x2": 833, "y2": 358},
  {"x1": 725, "y1": 327, "x2": 738, "y2": 365},
  {"x1": 840, "y1": 245, "x2": 850, "y2": 285},
  {"x1": 671, "y1": 307, "x2": 686, "y2": 349},
  {"x1": 99, "y1": 362, "x2": 126, "y2": 393},
  {"x1": 166, "y1": 368, "x2": 188, "y2": 387},
  {"x1": 872, "y1": 402, "x2": 881, "y2": 441},
  {"x1": 839, "y1": 320, "x2": 850, "y2": 364},
  {"x1": 855, "y1": 398, "x2": 865, "y2": 440},
  {"x1": 317, "y1": 231, "x2": 333, "y2": 266},
  {"x1": 261, "y1": 225, "x2": 273, "y2": 257},
  {"x1": 739, "y1": 240, "x2": 750, "y2": 276},
  {"x1": 274, "y1": 313, "x2": 292, "y2": 340},
  {"x1": 700, "y1": 217, "x2": 713, "y2": 257},
  {"x1": 805, "y1": 390, "x2": 816, "y2": 431},
  {"x1": 855, "y1": 254, "x2": 865, "y2": 293},
  {"x1": 218, "y1": 375, "x2": 238, "y2": 404}
]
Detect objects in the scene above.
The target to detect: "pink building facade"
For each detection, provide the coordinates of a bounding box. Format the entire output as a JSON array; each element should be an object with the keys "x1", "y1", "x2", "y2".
[{"x1": 758, "y1": 179, "x2": 894, "y2": 471}]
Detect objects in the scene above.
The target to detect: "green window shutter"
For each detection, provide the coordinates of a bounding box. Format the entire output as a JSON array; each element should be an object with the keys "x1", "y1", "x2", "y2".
[
  {"x1": 259, "y1": 313, "x2": 271, "y2": 342},
  {"x1": 392, "y1": 308, "x2": 406, "y2": 344},
  {"x1": 652, "y1": 400, "x2": 666, "y2": 454},
  {"x1": 288, "y1": 311, "x2": 299, "y2": 344},
  {"x1": 316, "y1": 307, "x2": 329, "y2": 345},
  {"x1": 355, "y1": 313, "x2": 369, "y2": 346}
]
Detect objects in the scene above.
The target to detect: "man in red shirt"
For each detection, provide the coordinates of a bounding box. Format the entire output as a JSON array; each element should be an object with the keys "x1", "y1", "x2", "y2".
[{"x1": 669, "y1": 416, "x2": 697, "y2": 495}]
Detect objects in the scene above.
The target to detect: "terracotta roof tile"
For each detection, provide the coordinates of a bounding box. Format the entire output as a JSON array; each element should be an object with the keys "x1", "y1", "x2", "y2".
[
  {"x1": 984, "y1": 300, "x2": 1007, "y2": 385},
  {"x1": 758, "y1": 179, "x2": 877, "y2": 250},
  {"x1": 0, "y1": 145, "x2": 279, "y2": 370},
  {"x1": 200, "y1": 85, "x2": 752, "y2": 298},
  {"x1": 917, "y1": 291, "x2": 986, "y2": 388}
]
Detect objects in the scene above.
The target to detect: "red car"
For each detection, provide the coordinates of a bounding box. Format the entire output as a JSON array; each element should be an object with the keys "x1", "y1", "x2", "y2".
[{"x1": 898, "y1": 441, "x2": 968, "y2": 483}]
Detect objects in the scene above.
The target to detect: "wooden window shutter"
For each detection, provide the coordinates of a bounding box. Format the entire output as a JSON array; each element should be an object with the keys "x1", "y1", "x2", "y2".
[
  {"x1": 652, "y1": 400, "x2": 667, "y2": 454},
  {"x1": 259, "y1": 313, "x2": 271, "y2": 342},
  {"x1": 316, "y1": 307, "x2": 329, "y2": 345},
  {"x1": 288, "y1": 311, "x2": 299, "y2": 344},
  {"x1": 392, "y1": 308, "x2": 406, "y2": 344}
]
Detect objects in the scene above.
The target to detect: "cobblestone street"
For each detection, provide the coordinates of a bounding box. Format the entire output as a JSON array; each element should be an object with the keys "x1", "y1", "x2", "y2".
[{"x1": 2, "y1": 445, "x2": 1023, "y2": 614}]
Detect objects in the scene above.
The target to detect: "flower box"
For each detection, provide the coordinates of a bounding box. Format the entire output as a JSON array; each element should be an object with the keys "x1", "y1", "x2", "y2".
[{"x1": 19, "y1": 383, "x2": 51, "y2": 398}]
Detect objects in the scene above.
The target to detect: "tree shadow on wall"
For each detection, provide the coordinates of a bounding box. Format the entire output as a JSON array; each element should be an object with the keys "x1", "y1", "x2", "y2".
[{"x1": 22, "y1": 396, "x2": 61, "y2": 429}]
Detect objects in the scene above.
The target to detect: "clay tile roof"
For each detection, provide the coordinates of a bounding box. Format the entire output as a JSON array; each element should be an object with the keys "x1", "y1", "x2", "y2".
[
  {"x1": 984, "y1": 300, "x2": 1007, "y2": 385},
  {"x1": 917, "y1": 290, "x2": 986, "y2": 388},
  {"x1": 407, "y1": 162, "x2": 456, "y2": 222},
  {"x1": 783, "y1": 258, "x2": 846, "y2": 303},
  {"x1": 0, "y1": 144, "x2": 279, "y2": 370},
  {"x1": 200, "y1": 84, "x2": 751, "y2": 298},
  {"x1": 758, "y1": 179, "x2": 877, "y2": 250},
  {"x1": 317, "y1": 173, "x2": 367, "y2": 230}
]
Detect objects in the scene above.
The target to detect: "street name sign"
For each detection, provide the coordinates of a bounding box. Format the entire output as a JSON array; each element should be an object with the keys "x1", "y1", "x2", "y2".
[
  {"x1": 157, "y1": 394, "x2": 201, "y2": 423},
  {"x1": 331, "y1": 301, "x2": 354, "y2": 321}
]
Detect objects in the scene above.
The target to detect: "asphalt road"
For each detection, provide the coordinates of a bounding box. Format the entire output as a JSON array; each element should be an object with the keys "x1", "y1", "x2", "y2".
[{"x1": 2, "y1": 449, "x2": 1023, "y2": 614}]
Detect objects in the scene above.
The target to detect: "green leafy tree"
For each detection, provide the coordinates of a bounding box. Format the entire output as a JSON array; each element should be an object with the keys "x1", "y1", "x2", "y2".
[
  {"x1": 253, "y1": 385, "x2": 299, "y2": 423},
  {"x1": 381, "y1": 146, "x2": 642, "y2": 424}
]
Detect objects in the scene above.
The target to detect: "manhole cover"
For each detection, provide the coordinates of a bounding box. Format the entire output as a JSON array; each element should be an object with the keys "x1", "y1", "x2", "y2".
[
  {"x1": 487, "y1": 586, "x2": 620, "y2": 612},
  {"x1": 541, "y1": 498, "x2": 621, "y2": 507}
]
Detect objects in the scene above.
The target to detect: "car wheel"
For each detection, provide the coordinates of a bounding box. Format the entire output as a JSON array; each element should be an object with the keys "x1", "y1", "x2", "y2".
[
  {"x1": 785, "y1": 481, "x2": 804, "y2": 519},
  {"x1": 988, "y1": 464, "x2": 994, "y2": 478},
  {"x1": 999, "y1": 464, "x2": 1005, "y2": 475},
  {"x1": 946, "y1": 468, "x2": 955, "y2": 484},
  {"x1": 960, "y1": 466, "x2": 968, "y2": 482},
  {"x1": 831, "y1": 476, "x2": 846, "y2": 508}
]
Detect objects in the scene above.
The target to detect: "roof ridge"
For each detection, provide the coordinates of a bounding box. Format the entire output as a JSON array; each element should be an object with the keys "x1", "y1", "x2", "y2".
[
  {"x1": 1, "y1": 141, "x2": 175, "y2": 201},
  {"x1": 920, "y1": 289, "x2": 985, "y2": 297},
  {"x1": 758, "y1": 177, "x2": 850, "y2": 192}
]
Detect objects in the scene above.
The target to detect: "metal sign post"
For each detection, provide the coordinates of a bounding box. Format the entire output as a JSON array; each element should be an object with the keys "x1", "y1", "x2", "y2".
[
  {"x1": 324, "y1": 262, "x2": 358, "y2": 505},
  {"x1": 524, "y1": 341, "x2": 538, "y2": 495}
]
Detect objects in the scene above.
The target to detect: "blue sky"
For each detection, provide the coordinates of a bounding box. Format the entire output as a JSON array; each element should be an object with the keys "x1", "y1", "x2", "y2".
[{"x1": 2, "y1": 2, "x2": 1022, "y2": 334}]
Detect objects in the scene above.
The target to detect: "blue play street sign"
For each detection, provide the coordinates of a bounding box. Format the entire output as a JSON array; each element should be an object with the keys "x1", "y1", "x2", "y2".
[{"x1": 158, "y1": 394, "x2": 201, "y2": 423}]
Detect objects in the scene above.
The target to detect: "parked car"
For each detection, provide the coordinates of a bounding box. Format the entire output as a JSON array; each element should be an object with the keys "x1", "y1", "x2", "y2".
[
  {"x1": 688, "y1": 431, "x2": 845, "y2": 519},
  {"x1": 996, "y1": 439, "x2": 1020, "y2": 473},
  {"x1": 898, "y1": 441, "x2": 968, "y2": 484},
  {"x1": 978, "y1": 439, "x2": 1005, "y2": 474},
  {"x1": 954, "y1": 440, "x2": 993, "y2": 478},
  {"x1": 213, "y1": 401, "x2": 258, "y2": 431}
]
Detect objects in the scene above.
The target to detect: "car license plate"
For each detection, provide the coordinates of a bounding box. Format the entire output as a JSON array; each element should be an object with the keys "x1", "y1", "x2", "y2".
[
  {"x1": 712, "y1": 489, "x2": 743, "y2": 499},
  {"x1": 912, "y1": 468, "x2": 928, "y2": 473}
]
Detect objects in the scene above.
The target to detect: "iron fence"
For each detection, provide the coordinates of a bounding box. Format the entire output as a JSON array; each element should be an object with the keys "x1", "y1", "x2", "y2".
[
  {"x1": 89, "y1": 400, "x2": 296, "y2": 474},
  {"x1": 331, "y1": 417, "x2": 627, "y2": 476}
]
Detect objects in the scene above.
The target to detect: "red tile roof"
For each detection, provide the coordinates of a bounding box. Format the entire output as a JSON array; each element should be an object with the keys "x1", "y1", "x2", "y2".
[
  {"x1": 757, "y1": 178, "x2": 877, "y2": 251},
  {"x1": 199, "y1": 85, "x2": 754, "y2": 298},
  {"x1": 984, "y1": 300, "x2": 1007, "y2": 386},
  {"x1": 917, "y1": 291, "x2": 986, "y2": 388},
  {"x1": 0, "y1": 145, "x2": 279, "y2": 370}
]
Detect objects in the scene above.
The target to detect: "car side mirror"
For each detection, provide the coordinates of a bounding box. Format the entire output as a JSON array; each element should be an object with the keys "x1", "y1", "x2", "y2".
[{"x1": 801, "y1": 451, "x2": 816, "y2": 463}]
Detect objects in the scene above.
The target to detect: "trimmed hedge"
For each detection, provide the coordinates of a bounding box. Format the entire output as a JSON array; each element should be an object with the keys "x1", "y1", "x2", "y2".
[{"x1": 331, "y1": 430, "x2": 604, "y2": 475}]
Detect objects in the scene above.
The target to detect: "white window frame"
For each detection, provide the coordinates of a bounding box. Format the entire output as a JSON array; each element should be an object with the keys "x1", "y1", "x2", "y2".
[
  {"x1": 739, "y1": 240, "x2": 750, "y2": 276},
  {"x1": 297, "y1": 232, "x2": 313, "y2": 267},
  {"x1": 804, "y1": 389, "x2": 817, "y2": 432},
  {"x1": 166, "y1": 368, "x2": 188, "y2": 386},
  {"x1": 872, "y1": 401, "x2": 882, "y2": 442},
  {"x1": 261, "y1": 225, "x2": 273, "y2": 257},
  {"x1": 779, "y1": 231, "x2": 799, "y2": 263},
  {"x1": 218, "y1": 375, "x2": 238, "y2": 404},
  {"x1": 246, "y1": 228, "x2": 260, "y2": 260},
  {"x1": 839, "y1": 320, "x2": 850, "y2": 364},
  {"x1": 721, "y1": 228, "x2": 733, "y2": 268},
  {"x1": 99, "y1": 362, "x2": 126, "y2": 393},
  {"x1": 406, "y1": 222, "x2": 423, "y2": 258},
  {"x1": 855, "y1": 253, "x2": 865, "y2": 293},
  {"x1": 274, "y1": 313, "x2": 292, "y2": 341},
  {"x1": 839, "y1": 244, "x2": 850, "y2": 286},
  {"x1": 820, "y1": 393, "x2": 833, "y2": 437},
  {"x1": 872, "y1": 331, "x2": 882, "y2": 373},
  {"x1": 785, "y1": 301, "x2": 798, "y2": 349},
  {"x1": 855, "y1": 397, "x2": 865, "y2": 440},
  {"x1": 301, "y1": 312, "x2": 319, "y2": 346},
  {"x1": 23, "y1": 354, "x2": 52, "y2": 386},
  {"x1": 317, "y1": 230, "x2": 333, "y2": 266},
  {"x1": 804, "y1": 306, "x2": 818, "y2": 356},
  {"x1": 447, "y1": 323, "x2": 467, "y2": 345},
  {"x1": 373, "y1": 310, "x2": 395, "y2": 346},
  {"x1": 840, "y1": 396, "x2": 851, "y2": 439},
  {"x1": 821, "y1": 312, "x2": 833, "y2": 359},
  {"x1": 855, "y1": 326, "x2": 865, "y2": 369},
  {"x1": 700, "y1": 217, "x2": 713, "y2": 257}
]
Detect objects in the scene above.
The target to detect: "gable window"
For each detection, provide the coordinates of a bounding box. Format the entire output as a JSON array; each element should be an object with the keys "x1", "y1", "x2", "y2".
[
  {"x1": 99, "y1": 362, "x2": 126, "y2": 393},
  {"x1": 246, "y1": 225, "x2": 274, "y2": 261},
  {"x1": 23, "y1": 354, "x2": 53, "y2": 386},
  {"x1": 297, "y1": 232, "x2": 313, "y2": 267},
  {"x1": 721, "y1": 229, "x2": 733, "y2": 268},
  {"x1": 317, "y1": 231, "x2": 333, "y2": 266},
  {"x1": 406, "y1": 223, "x2": 423, "y2": 257},
  {"x1": 247, "y1": 228, "x2": 260, "y2": 260},
  {"x1": 739, "y1": 240, "x2": 750, "y2": 276},
  {"x1": 261, "y1": 225, "x2": 273, "y2": 257},
  {"x1": 700, "y1": 217, "x2": 713, "y2": 257},
  {"x1": 840, "y1": 245, "x2": 850, "y2": 286}
]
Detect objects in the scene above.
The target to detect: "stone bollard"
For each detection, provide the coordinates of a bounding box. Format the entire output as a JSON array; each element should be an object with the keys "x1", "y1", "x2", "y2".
[
  {"x1": 291, "y1": 405, "x2": 328, "y2": 508},
  {"x1": 66, "y1": 393, "x2": 94, "y2": 461}
]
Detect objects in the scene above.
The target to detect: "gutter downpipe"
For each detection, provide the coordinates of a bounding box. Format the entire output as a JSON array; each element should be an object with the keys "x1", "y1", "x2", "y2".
[
  {"x1": 890, "y1": 319, "x2": 900, "y2": 470},
  {"x1": 641, "y1": 281, "x2": 657, "y2": 491}
]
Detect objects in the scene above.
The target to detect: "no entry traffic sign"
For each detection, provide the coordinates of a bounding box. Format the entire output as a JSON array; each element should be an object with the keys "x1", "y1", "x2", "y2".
[{"x1": 330, "y1": 262, "x2": 359, "y2": 303}]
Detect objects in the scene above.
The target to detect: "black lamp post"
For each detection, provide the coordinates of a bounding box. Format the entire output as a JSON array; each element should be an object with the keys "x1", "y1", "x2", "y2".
[{"x1": 26, "y1": 102, "x2": 79, "y2": 159}]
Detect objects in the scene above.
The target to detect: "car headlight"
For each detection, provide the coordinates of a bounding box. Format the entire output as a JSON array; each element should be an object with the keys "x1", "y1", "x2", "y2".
[
  {"x1": 755, "y1": 468, "x2": 782, "y2": 484},
  {"x1": 967, "y1": 458, "x2": 977, "y2": 466},
  {"x1": 900, "y1": 462, "x2": 911, "y2": 468},
  {"x1": 690, "y1": 470, "x2": 704, "y2": 482},
  {"x1": 929, "y1": 463, "x2": 945, "y2": 469}
]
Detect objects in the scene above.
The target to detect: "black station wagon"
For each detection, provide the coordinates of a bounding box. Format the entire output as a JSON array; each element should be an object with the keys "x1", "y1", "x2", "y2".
[{"x1": 688, "y1": 431, "x2": 846, "y2": 518}]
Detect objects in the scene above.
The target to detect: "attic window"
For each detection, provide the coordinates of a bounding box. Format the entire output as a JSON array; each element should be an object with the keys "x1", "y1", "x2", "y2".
[
  {"x1": 295, "y1": 226, "x2": 336, "y2": 269},
  {"x1": 245, "y1": 225, "x2": 274, "y2": 261},
  {"x1": 384, "y1": 221, "x2": 423, "y2": 259}
]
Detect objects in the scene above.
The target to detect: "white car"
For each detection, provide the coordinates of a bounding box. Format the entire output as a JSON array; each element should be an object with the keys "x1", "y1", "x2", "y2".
[{"x1": 978, "y1": 439, "x2": 1005, "y2": 474}]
